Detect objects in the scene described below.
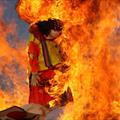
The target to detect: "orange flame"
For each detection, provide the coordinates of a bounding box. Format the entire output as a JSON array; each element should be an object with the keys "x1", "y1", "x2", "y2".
[{"x1": 16, "y1": 0, "x2": 120, "y2": 119}]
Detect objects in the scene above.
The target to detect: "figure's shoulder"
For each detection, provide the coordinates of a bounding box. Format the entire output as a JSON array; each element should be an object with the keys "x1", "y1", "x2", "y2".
[{"x1": 28, "y1": 34, "x2": 40, "y2": 45}]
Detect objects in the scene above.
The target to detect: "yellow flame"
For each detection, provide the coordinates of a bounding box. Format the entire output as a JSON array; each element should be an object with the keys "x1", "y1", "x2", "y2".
[{"x1": 16, "y1": 0, "x2": 120, "y2": 119}]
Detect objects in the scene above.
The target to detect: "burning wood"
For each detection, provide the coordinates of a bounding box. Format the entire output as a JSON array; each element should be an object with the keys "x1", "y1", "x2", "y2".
[{"x1": 0, "y1": 106, "x2": 40, "y2": 120}]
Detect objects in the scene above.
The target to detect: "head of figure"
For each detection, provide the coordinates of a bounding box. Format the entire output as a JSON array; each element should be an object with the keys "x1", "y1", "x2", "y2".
[{"x1": 35, "y1": 18, "x2": 63, "y2": 40}]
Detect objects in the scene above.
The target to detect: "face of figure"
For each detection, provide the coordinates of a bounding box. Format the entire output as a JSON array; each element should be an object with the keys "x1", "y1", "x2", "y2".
[
  {"x1": 29, "y1": 24, "x2": 62, "y2": 41},
  {"x1": 44, "y1": 29, "x2": 62, "y2": 40},
  {"x1": 29, "y1": 18, "x2": 63, "y2": 41}
]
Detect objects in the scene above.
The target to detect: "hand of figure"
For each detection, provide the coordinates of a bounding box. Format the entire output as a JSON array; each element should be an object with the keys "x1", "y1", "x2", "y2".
[
  {"x1": 44, "y1": 30, "x2": 62, "y2": 40},
  {"x1": 54, "y1": 63, "x2": 70, "y2": 73},
  {"x1": 30, "y1": 72, "x2": 40, "y2": 86}
]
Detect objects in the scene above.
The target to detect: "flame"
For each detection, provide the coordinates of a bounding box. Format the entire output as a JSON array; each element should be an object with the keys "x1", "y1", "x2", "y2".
[
  {"x1": 0, "y1": 3, "x2": 29, "y2": 110},
  {"x1": 16, "y1": 0, "x2": 120, "y2": 119}
]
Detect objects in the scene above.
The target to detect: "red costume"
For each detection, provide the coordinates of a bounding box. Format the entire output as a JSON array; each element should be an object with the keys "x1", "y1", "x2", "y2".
[
  {"x1": 28, "y1": 19, "x2": 63, "y2": 106},
  {"x1": 28, "y1": 40, "x2": 54, "y2": 105}
]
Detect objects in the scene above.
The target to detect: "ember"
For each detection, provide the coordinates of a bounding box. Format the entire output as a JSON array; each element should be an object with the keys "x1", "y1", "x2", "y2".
[{"x1": 16, "y1": 0, "x2": 120, "y2": 119}]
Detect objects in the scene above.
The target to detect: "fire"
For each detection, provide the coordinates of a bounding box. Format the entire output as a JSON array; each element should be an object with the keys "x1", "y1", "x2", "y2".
[
  {"x1": 16, "y1": 0, "x2": 120, "y2": 119},
  {"x1": 0, "y1": 3, "x2": 28, "y2": 110}
]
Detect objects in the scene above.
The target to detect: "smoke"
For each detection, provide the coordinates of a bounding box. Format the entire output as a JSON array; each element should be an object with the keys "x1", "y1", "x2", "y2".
[{"x1": 0, "y1": 1, "x2": 29, "y2": 110}]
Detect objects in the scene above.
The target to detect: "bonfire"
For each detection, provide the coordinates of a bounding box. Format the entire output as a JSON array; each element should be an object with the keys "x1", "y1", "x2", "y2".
[{"x1": 1, "y1": 0, "x2": 120, "y2": 120}]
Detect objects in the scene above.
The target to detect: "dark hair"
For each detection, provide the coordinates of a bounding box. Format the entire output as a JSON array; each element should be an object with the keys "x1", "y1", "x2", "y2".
[{"x1": 35, "y1": 18, "x2": 63, "y2": 36}]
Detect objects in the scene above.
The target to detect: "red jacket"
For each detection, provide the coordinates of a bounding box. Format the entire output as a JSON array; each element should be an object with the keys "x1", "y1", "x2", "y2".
[{"x1": 28, "y1": 40, "x2": 54, "y2": 105}]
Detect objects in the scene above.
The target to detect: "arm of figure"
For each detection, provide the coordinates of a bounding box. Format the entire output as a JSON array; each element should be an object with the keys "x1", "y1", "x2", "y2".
[{"x1": 28, "y1": 41, "x2": 41, "y2": 86}]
